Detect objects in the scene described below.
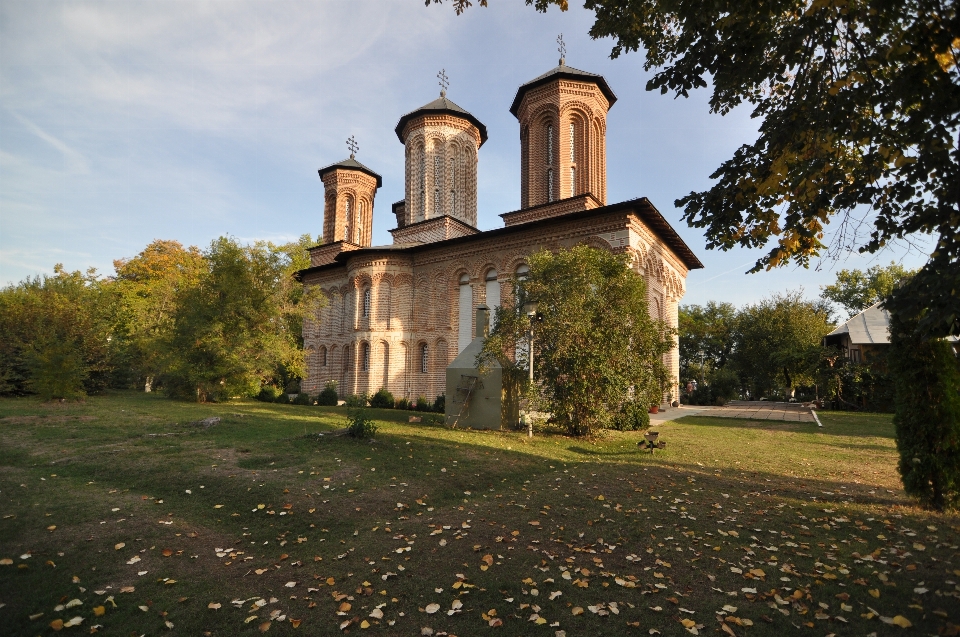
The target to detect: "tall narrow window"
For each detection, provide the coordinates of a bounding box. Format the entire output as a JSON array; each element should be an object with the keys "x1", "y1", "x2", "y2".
[
  {"x1": 420, "y1": 344, "x2": 429, "y2": 374},
  {"x1": 320, "y1": 346, "x2": 327, "y2": 367},
  {"x1": 570, "y1": 167, "x2": 576, "y2": 196},
  {"x1": 457, "y1": 274, "x2": 471, "y2": 354},
  {"x1": 344, "y1": 198, "x2": 351, "y2": 242},
  {"x1": 485, "y1": 269, "x2": 500, "y2": 330},
  {"x1": 434, "y1": 155, "x2": 442, "y2": 216},
  {"x1": 547, "y1": 169, "x2": 554, "y2": 202},
  {"x1": 450, "y1": 190, "x2": 456, "y2": 215},
  {"x1": 361, "y1": 343, "x2": 370, "y2": 371},
  {"x1": 569, "y1": 123, "x2": 575, "y2": 161},
  {"x1": 418, "y1": 147, "x2": 425, "y2": 218},
  {"x1": 362, "y1": 288, "x2": 371, "y2": 318},
  {"x1": 546, "y1": 124, "x2": 553, "y2": 163},
  {"x1": 357, "y1": 201, "x2": 364, "y2": 244}
]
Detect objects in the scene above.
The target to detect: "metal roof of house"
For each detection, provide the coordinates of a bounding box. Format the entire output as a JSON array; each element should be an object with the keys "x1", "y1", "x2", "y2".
[
  {"x1": 826, "y1": 302, "x2": 891, "y2": 345},
  {"x1": 317, "y1": 157, "x2": 383, "y2": 187},
  {"x1": 510, "y1": 63, "x2": 617, "y2": 117}
]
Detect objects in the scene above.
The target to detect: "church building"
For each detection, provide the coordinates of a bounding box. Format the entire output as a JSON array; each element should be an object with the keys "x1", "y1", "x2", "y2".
[{"x1": 297, "y1": 58, "x2": 703, "y2": 403}]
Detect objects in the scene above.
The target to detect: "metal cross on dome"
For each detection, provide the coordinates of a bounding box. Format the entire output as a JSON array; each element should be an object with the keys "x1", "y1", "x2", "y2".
[
  {"x1": 557, "y1": 33, "x2": 566, "y2": 65},
  {"x1": 346, "y1": 135, "x2": 359, "y2": 159},
  {"x1": 438, "y1": 68, "x2": 450, "y2": 96}
]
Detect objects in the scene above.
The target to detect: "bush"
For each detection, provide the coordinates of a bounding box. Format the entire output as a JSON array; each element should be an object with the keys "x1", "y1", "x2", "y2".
[
  {"x1": 292, "y1": 392, "x2": 312, "y2": 405},
  {"x1": 432, "y1": 394, "x2": 445, "y2": 413},
  {"x1": 370, "y1": 388, "x2": 395, "y2": 409},
  {"x1": 346, "y1": 408, "x2": 378, "y2": 439},
  {"x1": 610, "y1": 399, "x2": 651, "y2": 431},
  {"x1": 687, "y1": 383, "x2": 714, "y2": 406},
  {"x1": 890, "y1": 311, "x2": 960, "y2": 511},
  {"x1": 709, "y1": 367, "x2": 740, "y2": 402},
  {"x1": 274, "y1": 392, "x2": 291, "y2": 404},
  {"x1": 316, "y1": 381, "x2": 339, "y2": 406},
  {"x1": 395, "y1": 397, "x2": 410, "y2": 410},
  {"x1": 257, "y1": 386, "x2": 282, "y2": 402},
  {"x1": 345, "y1": 393, "x2": 369, "y2": 408},
  {"x1": 24, "y1": 337, "x2": 88, "y2": 401},
  {"x1": 415, "y1": 395, "x2": 431, "y2": 412}
]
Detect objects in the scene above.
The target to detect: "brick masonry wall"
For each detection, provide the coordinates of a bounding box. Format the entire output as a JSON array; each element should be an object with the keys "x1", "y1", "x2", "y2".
[
  {"x1": 301, "y1": 205, "x2": 689, "y2": 403},
  {"x1": 500, "y1": 193, "x2": 602, "y2": 227},
  {"x1": 390, "y1": 215, "x2": 479, "y2": 245}
]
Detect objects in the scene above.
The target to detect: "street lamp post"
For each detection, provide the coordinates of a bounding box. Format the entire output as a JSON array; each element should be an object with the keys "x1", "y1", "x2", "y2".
[{"x1": 522, "y1": 300, "x2": 539, "y2": 439}]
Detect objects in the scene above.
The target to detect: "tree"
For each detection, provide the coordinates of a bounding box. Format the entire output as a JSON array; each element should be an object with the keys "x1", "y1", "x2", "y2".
[
  {"x1": 431, "y1": 0, "x2": 959, "y2": 339},
  {"x1": 0, "y1": 265, "x2": 115, "y2": 399},
  {"x1": 889, "y1": 310, "x2": 960, "y2": 511},
  {"x1": 678, "y1": 301, "x2": 736, "y2": 384},
  {"x1": 162, "y1": 237, "x2": 322, "y2": 402},
  {"x1": 820, "y1": 261, "x2": 917, "y2": 317},
  {"x1": 112, "y1": 240, "x2": 206, "y2": 391},
  {"x1": 730, "y1": 291, "x2": 833, "y2": 398},
  {"x1": 493, "y1": 246, "x2": 673, "y2": 436}
]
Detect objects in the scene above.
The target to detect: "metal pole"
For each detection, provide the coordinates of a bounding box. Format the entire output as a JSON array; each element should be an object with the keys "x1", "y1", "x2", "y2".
[{"x1": 528, "y1": 324, "x2": 534, "y2": 438}]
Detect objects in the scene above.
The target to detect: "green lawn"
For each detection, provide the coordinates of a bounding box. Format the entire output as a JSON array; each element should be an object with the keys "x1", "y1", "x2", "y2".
[{"x1": 0, "y1": 391, "x2": 957, "y2": 636}]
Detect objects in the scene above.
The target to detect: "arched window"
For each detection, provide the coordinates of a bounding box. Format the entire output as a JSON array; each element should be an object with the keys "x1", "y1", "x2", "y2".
[
  {"x1": 458, "y1": 273, "x2": 472, "y2": 354},
  {"x1": 485, "y1": 269, "x2": 500, "y2": 330},
  {"x1": 361, "y1": 342, "x2": 370, "y2": 371},
  {"x1": 515, "y1": 265, "x2": 530, "y2": 364},
  {"x1": 420, "y1": 343, "x2": 429, "y2": 374},
  {"x1": 344, "y1": 345, "x2": 350, "y2": 370},
  {"x1": 570, "y1": 166, "x2": 576, "y2": 196},
  {"x1": 381, "y1": 342, "x2": 390, "y2": 388},
  {"x1": 344, "y1": 197, "x2": 352, "y2": 242},
  {"x1": 547, "y1": 169, "x2": 554, "y2": 202},
  {"x1": 320, "y1": 346, "x2": 328, "y2": 367},
  {"x1": 362, "y1": 288, "x2": 371, "y2": 318},
  {"x1": 569, "y1": 122, "x2": 575, "y2": 162}
]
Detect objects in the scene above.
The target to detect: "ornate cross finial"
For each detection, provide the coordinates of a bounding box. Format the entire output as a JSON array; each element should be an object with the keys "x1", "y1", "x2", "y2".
[
  {"x1": 346, "y1": 135, "x2": 359, "y2": 159},
  {"x1": 557, "y1": 33, "x2": 566, "y2": 65},
  {"x1": 437, "y1": 68, "x2": 450, "y2": 97}
]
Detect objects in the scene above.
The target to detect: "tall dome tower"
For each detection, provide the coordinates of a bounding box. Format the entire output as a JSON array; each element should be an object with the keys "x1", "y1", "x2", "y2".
[
  {"x1": 394, "y1": 87, "x2": 487, "y2": 229},
  {"x1": 511, "y1": 57, "x2": 616, "y2": 209}
]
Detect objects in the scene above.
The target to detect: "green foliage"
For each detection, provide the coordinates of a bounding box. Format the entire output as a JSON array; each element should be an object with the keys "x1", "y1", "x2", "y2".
[
  {"x1": 345, "y1": 408, "x2": 378, "y2": 439},
  {"x1": 609, "y1": 399, "x2": 651, "y2": 431},
  {"x1": 889, "y1": 309, "x2": 960, "y2": 511},
  {"x1": 678, "y1": 302, "x2": 736, "y2": 384},
  {"x1": 257, "y1": 386, "x2": 282, "y2": 403},
  {"x1": 370, "y1": 388, "x2": 395, "y2": 409},
  {"x1": 821, "y1": 262, "x2": 917, "y2": 318},
  {"x1": 162, "y1": 236, "x2": 322, "y2": 402},
  {"x1": 317, "y1": 381, "x2": 339, "y2": 406},
  {"x1": 274, "y1": 392, "x2": 291, "y2": 404},
  {"x1": 432, "y1": 394, "x2": 445, "y2": 413},
  {"x1": 0, "y1": 265, "x2": 116, "y2": 399},
  {"x1": 708, "y1": 367, "x2": 741, "y2": 404},
  {"x1": 414, "y1": 395, "x2": 431, "y2": 412},
  {"x1": 477, "y1": 300, "x2": 533, "y2": 429},
  {"x1": 514, "y1": 246, "x2": 674, "y2": 436},
  {"x1": 395, "y1": 397, "x2": 410, "y2": 410},
  {"x1": 730, "y1": 292, "x2": 833, "y2": 397},
  {"x1": 344, "y1": 393, "x2": 369, "y2": 408},
  {"x1": 292, "y1": 392, "x2": 312, "y2": 406}
]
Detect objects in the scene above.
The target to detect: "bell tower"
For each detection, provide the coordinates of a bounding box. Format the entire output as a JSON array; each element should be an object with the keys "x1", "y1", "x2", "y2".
[
  {"x1": 317, "y1": 137, "x2": 382, "y2": 246},
  {"x1": 511, "y1": 42, "x2": 616, "y2": 210}
]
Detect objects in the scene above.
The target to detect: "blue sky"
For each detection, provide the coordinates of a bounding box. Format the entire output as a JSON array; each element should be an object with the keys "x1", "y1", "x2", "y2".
[{"x1": 0, "y1": 1, "x2": 933, "y2": 308}]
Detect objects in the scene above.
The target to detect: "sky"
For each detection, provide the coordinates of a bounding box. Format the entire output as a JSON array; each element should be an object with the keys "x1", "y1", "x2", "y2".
[{"x1": 0, "y1": 0, "x2": 934, "y2": 308}]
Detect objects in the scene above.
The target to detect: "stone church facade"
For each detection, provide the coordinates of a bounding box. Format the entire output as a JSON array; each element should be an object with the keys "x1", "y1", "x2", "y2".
[{"x1": 297, "y1": 60, "x2": 703, "y2": 402}]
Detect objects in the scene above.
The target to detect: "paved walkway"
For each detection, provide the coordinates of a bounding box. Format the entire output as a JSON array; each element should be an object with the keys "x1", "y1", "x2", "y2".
[{"x1": 649, "y1": 402, "x2": 818, "y2": 424}]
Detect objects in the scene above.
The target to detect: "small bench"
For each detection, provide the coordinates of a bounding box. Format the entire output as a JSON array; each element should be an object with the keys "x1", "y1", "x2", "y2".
[{"x1": 638, "y1": 431, "x2": 666, "y2": 453}]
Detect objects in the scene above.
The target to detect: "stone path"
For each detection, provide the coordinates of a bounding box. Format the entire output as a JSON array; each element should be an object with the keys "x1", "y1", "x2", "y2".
[{"x1": 649, "y1": 401, "x2": 818, "y2": 424}]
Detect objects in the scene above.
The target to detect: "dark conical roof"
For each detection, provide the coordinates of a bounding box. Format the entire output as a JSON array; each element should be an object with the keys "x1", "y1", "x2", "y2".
[
  {"x1": 317, "y1": 156, "x2": 382, "y2": 187},
  {"x1": 394, "y1": 93, "x2": 488, "y2": 146},
  {"x1": 510, "y1": 62, "x2": 617, "y2": 117}
]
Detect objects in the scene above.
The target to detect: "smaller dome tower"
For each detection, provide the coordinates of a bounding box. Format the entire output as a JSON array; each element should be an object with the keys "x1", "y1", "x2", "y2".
[
  {"x1": 317, "y1": 141, "x2": 382, "y2": 247},
  {"x1": 395, "y1": 78, "x2": 487, "y2": 229}
]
